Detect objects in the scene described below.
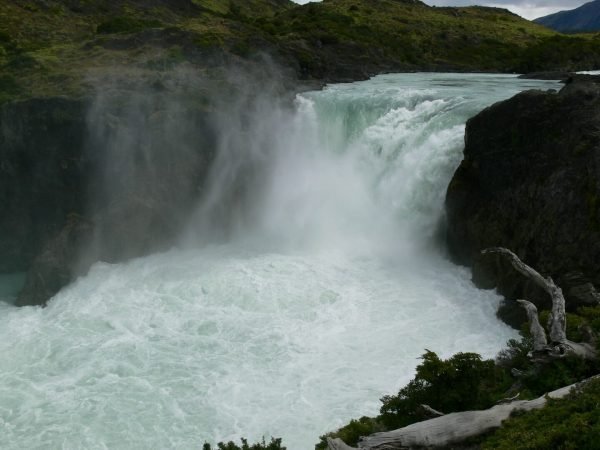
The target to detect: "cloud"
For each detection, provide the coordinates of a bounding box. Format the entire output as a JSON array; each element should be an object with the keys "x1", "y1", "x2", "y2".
[
  {"x1": 418, "y1": 1, "x2": 588, "y2": 20},
  {"x1": 290, "y1": 0, "x2": 591, "y2": 20}
]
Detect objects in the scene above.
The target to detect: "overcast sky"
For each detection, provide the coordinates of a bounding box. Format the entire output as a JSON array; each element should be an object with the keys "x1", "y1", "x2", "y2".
[{"x1": 291, "y1": 0, "x2": 591, "y2": 20}]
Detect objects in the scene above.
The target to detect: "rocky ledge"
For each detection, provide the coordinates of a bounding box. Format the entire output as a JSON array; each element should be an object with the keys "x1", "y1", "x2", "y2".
[{"x1": 446, "y1": 75, "x2": 600, "y2": 325}]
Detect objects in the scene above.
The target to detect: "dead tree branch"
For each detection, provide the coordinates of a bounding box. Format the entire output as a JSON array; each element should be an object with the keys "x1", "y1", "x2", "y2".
[{"x1": 482, "y1": 247, "x2": 596, "y2": 360}]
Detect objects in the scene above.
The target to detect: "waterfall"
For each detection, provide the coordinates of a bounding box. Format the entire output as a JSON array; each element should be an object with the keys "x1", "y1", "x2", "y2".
[{"x1": 0, "y1": 73, "x2": 561, "y2": 450}]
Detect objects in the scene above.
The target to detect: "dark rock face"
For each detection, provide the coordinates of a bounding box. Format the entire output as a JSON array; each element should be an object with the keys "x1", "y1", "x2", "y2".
[
  {"x1": 16, "y1": 215, "x2": 92, "y2": 307},
  {"x1": 1, "y1": 87, "x2": 217, "y2": 306},
  {"x1": 0, "y1": 98, "x2": 88, "y2": 273},
  {"x1": 446, "y1": 77, "x2": 600, "y2": 318},
  {"x1": 517, "y1": 71, "x2": 574, "y2": 82}
]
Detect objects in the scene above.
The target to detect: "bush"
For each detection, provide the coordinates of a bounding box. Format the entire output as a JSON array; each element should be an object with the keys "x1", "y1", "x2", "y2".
[
  {"x1": 481, "y1": 378, "x2": 600, "y2": 449},
  {"x1": 316, "y1": 417, "x2": 381, "y2": 450},
  {"x1": 203, "y1": 438, "x2": 285, "y2": 450},
  {"x1": 96, "y1": 17, "x2": 163, "y2": 34},
  {"x1": 379, "y1": 351, "x2": 511, "y2": 429},
  {"x1": 0, "y1": 74, "x2": 22, "y2": 103}
]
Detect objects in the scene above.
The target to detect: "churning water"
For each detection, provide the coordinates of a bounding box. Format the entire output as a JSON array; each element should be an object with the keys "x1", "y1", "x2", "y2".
[{"x1": 0, "y1": 73, "x2": 560, "y2": 449}]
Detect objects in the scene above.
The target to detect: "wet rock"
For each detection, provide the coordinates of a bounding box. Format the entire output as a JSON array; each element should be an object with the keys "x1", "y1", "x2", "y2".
[
  {"x1": 518, "y1": 71, "x2": 574, "y2": 81},
  {"x1": 0, "y1": 97, "x2": 88, "y2": 273},
  {"x1": 16, "y1": 215, "x2": 93, "y2": 307}
]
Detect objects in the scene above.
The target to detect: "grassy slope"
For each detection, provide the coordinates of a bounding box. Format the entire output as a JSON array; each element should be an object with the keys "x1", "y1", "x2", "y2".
[
  {"x1": 263, "y1": 0, "x2": 600, "y2": 77},
  {"x1": 0, "y1": 0, "x2": 292, "y2": 102},
  {"x1": 1, "y1": 0, "x2": 600, "y2": 102},
  {"x1": 264, "y1": 1, "x2": 553, "y2": 70}
]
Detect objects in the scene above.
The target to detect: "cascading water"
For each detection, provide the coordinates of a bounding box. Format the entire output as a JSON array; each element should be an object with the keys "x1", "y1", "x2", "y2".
[{"x1": 0, "y1": 73, "x2": 561, "y2": 449}]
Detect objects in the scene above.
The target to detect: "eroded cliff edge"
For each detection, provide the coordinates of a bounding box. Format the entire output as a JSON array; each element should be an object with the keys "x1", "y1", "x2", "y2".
[{"x1": 446, "y1": 75, "x2": 600, "y2": 324}]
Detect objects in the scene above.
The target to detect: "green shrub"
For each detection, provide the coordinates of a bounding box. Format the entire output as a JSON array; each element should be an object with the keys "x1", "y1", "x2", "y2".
[
  {"x1": 481, "y1": 378, "x2": 600, "y2": 450},
  {"x1": 379, "y1": 351, "x2": 511, "y2": 429},
  {"x1": 7, "y1": 52, "x2": 38, "y2": 69},
  {"x1": 96, "y1": 17, "x2": 163, "y2": 35},
  {"x1": 0, "y1": 74, "x2": 21, "y2": 103},
  {"x1": 316, "y1": 417, "x2": 381, "y2": 449},
  {"x1": 520, "y1": 356, "x2": 599, "y2": 397},
  {"x1": 317, "y1": 350, "x2": 513, "y2": 448},
  {"x1": 203, "y1": 437, "x2": 286, "y2": 450}
]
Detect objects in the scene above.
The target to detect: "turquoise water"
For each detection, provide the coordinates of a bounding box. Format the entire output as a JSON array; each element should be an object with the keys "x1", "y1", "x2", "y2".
[
  {"x1": 0, "y1": 273, "x2": 25, "y2": 305},
  {"x1": 0, "y1": 73, "x2": 561, "y2": 449}
]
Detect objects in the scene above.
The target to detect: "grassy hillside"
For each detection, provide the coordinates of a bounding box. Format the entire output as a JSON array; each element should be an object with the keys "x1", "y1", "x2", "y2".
[
  {"x1": 1, "y1": 0, "x2": 600, "y2": 102},
  {"x1": 262, "y1": 0, "x2": 600, "y2": 78},
  {"x1": 0, "y1": 0, "x2": 293, "y2": 102}
]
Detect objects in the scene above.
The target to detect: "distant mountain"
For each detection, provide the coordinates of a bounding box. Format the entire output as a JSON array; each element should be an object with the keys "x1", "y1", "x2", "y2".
[{"x1": 535, "y1": 0, "x2": 600, "y2": 32}]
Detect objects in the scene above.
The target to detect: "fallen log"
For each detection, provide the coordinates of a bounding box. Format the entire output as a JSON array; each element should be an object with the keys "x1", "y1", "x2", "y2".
[{"x1": 327, "y1": 376, "x2": 599, "y2": 450}]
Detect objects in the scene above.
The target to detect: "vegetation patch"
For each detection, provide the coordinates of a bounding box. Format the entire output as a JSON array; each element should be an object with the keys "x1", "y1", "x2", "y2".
[
  {"x1": 317, "y1": 303, "x2": 600, "y2": 449},
  {"x1": 0, "y1": 74, "x2": 21, "y2": 103},
  {"x1": 203, "y1": 437, "x2": 286, "y2": 450},
  {"x1": 481, "y1": 377, "x2": 600, "y2": 449},
  {"x1": 2, "y1": 0, "x2": 600, "y2": 102},
  {"x1": 96, "y1": 16, "x2": 163, "y2": 34}
]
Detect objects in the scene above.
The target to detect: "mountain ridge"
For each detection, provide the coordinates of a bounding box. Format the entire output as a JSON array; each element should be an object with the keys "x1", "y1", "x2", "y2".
[{"x1": 535, "y1": 0, "x2": 600, "y2": 33}]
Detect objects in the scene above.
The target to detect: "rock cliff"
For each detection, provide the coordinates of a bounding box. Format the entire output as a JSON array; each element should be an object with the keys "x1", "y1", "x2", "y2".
[
  {"x1": 446, "y1": 76, "x2": 600, "y2": 324},
  {"x1": 1, "y1": 85, "x2": 217, "y2": 306}
]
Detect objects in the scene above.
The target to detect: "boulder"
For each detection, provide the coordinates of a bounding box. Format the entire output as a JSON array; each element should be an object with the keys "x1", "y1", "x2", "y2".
[{"x1": 16, "y1": 215, "x2": 92, "y2": 307}]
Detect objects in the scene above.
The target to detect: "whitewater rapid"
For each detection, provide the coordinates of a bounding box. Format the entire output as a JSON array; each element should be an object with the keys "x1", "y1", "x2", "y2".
[{"x1": 0, "y1": 73, "x2": 561, "y2": 449}]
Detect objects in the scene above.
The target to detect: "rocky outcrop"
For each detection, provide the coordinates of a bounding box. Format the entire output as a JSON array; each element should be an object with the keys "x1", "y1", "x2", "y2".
[
  {"x1": 517, "y1": 71, "x2": 574, "y2": 81},
  {"x1": 16, "y1": 215, "x2": 92, "y2": 307},
  {"x1": 446, "y1": 76, "x2": 600, "y2": 322}
]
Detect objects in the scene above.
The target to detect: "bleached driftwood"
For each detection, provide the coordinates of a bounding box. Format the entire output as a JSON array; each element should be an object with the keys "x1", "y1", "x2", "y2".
[
  {"x1": 516, "y1": 299, "x2": 547, "y2": 352},
  {"x1": 482, "y1": 247, "x2": 596, "y2": 360},
  {"x1": 496, "y1": 392, "x2": 520, "y2": 405},
  {"x1": 418, "y1": 404, "x2": 444, "y2": 417},
  {"x1": 327, "y1": 376, "x2": 598, "y2": 450}
]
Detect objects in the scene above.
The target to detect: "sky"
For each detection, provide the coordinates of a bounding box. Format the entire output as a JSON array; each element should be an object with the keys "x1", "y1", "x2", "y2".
[{"x1": 291, "y1": 0, "x2": 592, "y2": 20}]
